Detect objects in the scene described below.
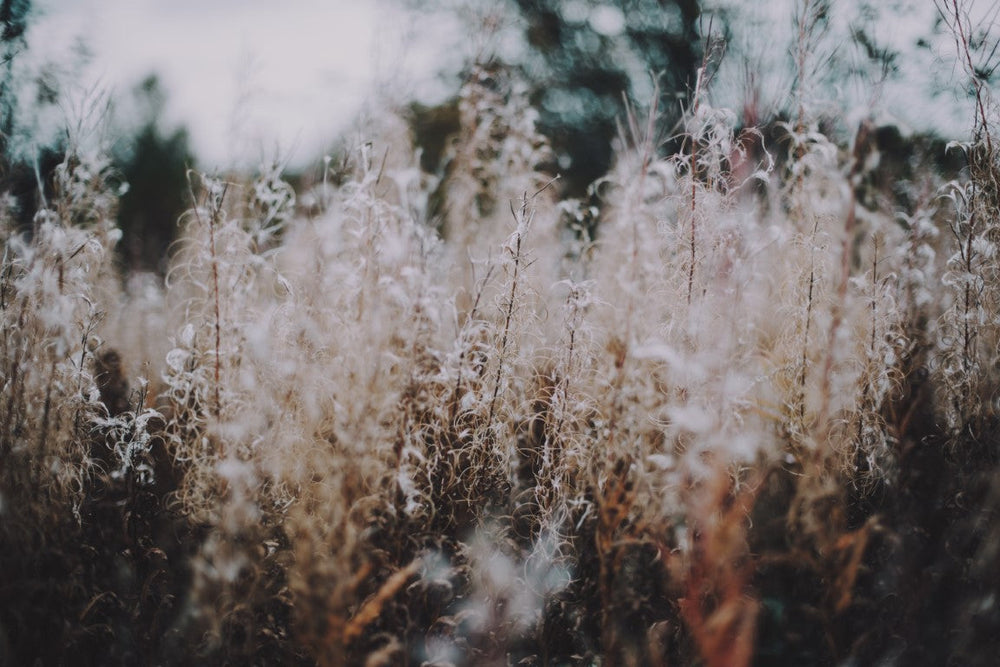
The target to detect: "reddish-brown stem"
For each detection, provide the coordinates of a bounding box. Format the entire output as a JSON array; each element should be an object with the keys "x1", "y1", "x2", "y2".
[
  {"x1": 209, "y1": 188, "x2": 226, "y2": 420},
  {"x1": 488, "y1": 195, "x2": 528, "y2": 429}
]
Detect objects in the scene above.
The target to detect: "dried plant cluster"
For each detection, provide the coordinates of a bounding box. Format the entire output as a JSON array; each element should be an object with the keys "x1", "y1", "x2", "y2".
[{"x1": 4, "y1": 6, "x2": 1000, "y2": 666}]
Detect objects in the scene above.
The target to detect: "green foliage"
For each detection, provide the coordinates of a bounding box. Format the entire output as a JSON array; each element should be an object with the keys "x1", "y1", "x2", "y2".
[
  {"x1": 512, "y1": 0, "x2": 702, "y2": 193},
  {"x1": 113, "y1": 75, "x2": 195, "y2": 273},
  {"x1": 0, "y1": 0, "x2": 31, "y2": 153}
]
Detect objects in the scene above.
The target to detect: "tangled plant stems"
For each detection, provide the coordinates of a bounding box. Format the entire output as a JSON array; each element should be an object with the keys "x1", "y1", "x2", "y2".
[{"x1": 4, "y1": 4, "x2": 1000, "y2": 665}]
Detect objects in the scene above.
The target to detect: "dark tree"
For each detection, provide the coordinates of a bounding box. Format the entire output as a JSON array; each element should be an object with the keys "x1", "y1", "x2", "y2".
[
  {"x1": 0, "y1": 0, "x2": 30, "y2": 158},
  {"x1": 512, "y1": 0, "x2": 702, "y2": 194},
  {"x1": 0, "y1": 0, "x2": 35, "y2": 228},
  {"x1": 113, "y1": 75, "x2": 195, "y2": 273},
  {"x1": 405, "y1": 1, "x2": 703, "y2": 196}
]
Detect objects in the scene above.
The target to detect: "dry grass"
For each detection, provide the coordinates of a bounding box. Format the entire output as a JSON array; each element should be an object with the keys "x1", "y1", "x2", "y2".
[{"x1": 3, "y1": 6, "x2": 1000, "y2": 665}]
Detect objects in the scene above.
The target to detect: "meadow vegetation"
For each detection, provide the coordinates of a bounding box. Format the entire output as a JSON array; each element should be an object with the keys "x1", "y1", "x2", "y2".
[{"x1": 3, "y1": 2, "x2": 1000, "y2": 665}]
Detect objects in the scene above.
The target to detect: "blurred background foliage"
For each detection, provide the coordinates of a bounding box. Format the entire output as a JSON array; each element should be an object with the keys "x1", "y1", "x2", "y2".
[
  {"x1": 1, "y1": 0, "x2": 193, "y2": 275},
  {"x1": 408, "y1": 0, "x2": 704, "y2": 196},
  {"x1": 0, "y1": 0, "x2": 984, "y2": 270},
  {"x1": 112, "y1": 75, "x2": 194, "y2": 274},
  {"x1": 509, "y1": 0, "x2": 702, "y2": 194},
  {"x1": 4, "y1": 0, "x2": 709, "y2": 269}
]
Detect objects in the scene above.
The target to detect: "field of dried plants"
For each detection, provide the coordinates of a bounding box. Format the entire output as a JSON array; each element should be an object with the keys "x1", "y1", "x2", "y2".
[{"x1": 3, "y1": 4, "x2": 1000, "y2": 665}]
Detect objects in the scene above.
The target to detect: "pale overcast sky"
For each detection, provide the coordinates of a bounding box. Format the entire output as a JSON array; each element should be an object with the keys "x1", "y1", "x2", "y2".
[{"x1": 26, "y1": 0, "x2": 464, "y2": 168}]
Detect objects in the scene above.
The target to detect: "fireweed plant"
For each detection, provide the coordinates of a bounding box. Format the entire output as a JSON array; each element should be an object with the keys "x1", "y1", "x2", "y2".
[{"x1": 4, "y1": 4, "x2": 1000, "y2": 665}]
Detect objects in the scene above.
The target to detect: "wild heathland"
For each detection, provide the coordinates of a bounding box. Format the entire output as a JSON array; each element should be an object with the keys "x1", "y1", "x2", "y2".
[{"x1": 3, "y1": 3, "x2": 1000, "y2": 665}]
